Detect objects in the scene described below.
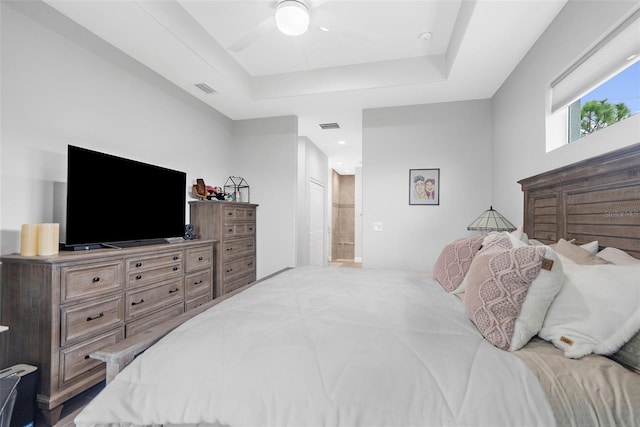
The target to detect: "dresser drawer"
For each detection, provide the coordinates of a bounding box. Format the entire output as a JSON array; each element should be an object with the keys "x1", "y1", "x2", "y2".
[
  {"x1": 222, "y1": 206, "x2": 256, "y2": 221},
  {"x1": 223, "y1": 223, "x2": 256, "y2": 238},
  {"x1": 223, "y1": 272, "x2": 256, "y2": 295},
  {"x1": 222, "y1": 256, "x2": 255, "y2": 282},
  {"x1": 185, "y1": 294, "x2": 210, "y2": 311},
  {"x1": 222, "y1": 238, "x2": 255, "y2": 261},
  {"x1": 61, "y1": 262, "x2": 123, "y2": 303},
  {"x1": 185, "y1": 270, "x2": 212, "y2": 299},
  {"x1": 126, "y1": 277, "x2": 184, "y2": 320},
  {"x1": 185, "y1": 246, "x2": 213, "y2": 272},
  {"x1": 126, "y1": 303, "x2": 184, "y2": 337},
  {"x1": 59, "y1": 328, "x2": 124, "y2": 386},
  {"x1": 61, "y1": 295, "x2": 124, "y2": 346},
  {"x1": 128, "y1": 251, "x2": 182, "y2": 273},
  {"x1": 128, "y1": 262, "x2": 182, "y2": 288}
]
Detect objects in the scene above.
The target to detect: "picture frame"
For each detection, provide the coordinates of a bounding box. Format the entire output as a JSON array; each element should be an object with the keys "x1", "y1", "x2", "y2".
[{"x1": 409, "y1": 168, "x2": 440, "y2": 205}]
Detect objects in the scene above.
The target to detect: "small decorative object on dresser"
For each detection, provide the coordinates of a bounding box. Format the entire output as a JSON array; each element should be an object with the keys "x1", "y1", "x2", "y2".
[
  {"x1": 192, "y1": 178, "x2": 207, "y2": 200},
  {"x1": 409, "y1": 168, "x2": 439, "y2": 205},
  {"x1": 223, "y1": 176, "x2": 250, "y2": 203},
  {"x1": 190, "y1": 200, "x2": 257, "y2": 297}
]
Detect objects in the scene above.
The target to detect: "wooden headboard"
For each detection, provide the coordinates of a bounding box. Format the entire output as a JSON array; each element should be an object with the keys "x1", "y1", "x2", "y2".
[{"x1": 519, "y1": 143, "x2": 640, "y2": 260}]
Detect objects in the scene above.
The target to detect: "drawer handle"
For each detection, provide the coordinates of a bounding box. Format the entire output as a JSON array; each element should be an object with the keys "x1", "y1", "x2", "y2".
[
  {"x1": 247, "y1": 262, "x2": 254, "y2": 267},
  {"x1": 169, "y1": 288, "x2": 180, "y2": 294},
  {"x1": 136, "y1": 275, "x2": 142, "y2": 280},
  {"x1": 198, "y1": 256, "x2": 203, "y2": 261},
  {"x1": 227, "y1": 212, "x2": 233, "y2": 216},
  {"x1": 194, "y1": 280, "x2": 203, "y2": 285},
  {"x1": 173, "y1": 266, "x2": 179, "y2": 271},
  {"x1": 131, "y1": 299, "x2": 144, "y2": 306},
  {"x1": 84, "y1": 355, "x2": 91, "y2": 360},
  {"x1": 173, "y1": 256, "x2": 179, "y2": 261},
  {"x1": 226, "y1": 248, "x2": 233, "y2": 252},
  {"x1": 86, "y1": 313, "x2": 104, "y2": 322},
  {"x1": 135, "y1": 262, "x2": 142, "y2": 268},
  {"x1": 226, "y1": 268, "x2": 233, "y2": 273},
  {"x1": 228, "y1": 228, "x2": 233, "y2": 233},
  {"x1": 247, "y1": 244, "x2": 254, "y2": 248},
  {"x1": 92, "y1": 277, "x2": 100, "y2": 283}
]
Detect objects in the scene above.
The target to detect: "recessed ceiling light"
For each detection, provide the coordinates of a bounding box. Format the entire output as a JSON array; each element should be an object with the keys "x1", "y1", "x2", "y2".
[
  {"x1": 418, "y1": 31, "x2": 432, "y2": 41},
  {"x1": 338, "y1": 140, "x2": 346, "y2": 145},
  {"x1": 319, "y1": 26, "x2": 330, "y2": 32}
]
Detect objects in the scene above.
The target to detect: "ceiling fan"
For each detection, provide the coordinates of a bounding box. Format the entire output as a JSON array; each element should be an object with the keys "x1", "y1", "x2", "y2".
[{"x1": 226, "y1": 0, "x2": 379, "y2": 53}]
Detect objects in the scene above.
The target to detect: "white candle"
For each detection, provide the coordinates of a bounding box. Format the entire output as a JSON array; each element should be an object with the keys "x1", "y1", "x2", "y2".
[
  {"x1": 37, "y1": 223, "x2": 60, "y2": 256},
  {"x1": 20, "y1": 224, "x2": 38, "y2": 256}
]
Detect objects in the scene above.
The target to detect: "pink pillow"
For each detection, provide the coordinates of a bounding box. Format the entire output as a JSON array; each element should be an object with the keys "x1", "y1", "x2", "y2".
[
  {"x1": 433, "y1": 236, "x2": 484, "y2": 292},
  {"x1": 465, "y1": 244, "x2": 563, "y2": 351}
]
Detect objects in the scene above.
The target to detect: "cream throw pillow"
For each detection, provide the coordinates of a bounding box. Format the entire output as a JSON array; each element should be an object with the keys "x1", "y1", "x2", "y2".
[{"x1": 552, "y1": 238, "x2": 611, "y2": 265}]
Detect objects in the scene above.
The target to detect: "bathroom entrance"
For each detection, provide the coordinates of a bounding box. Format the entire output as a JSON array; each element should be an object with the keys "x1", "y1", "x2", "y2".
[{"x1": 331, "y1": 170, "x2": 356, "y2": 263}]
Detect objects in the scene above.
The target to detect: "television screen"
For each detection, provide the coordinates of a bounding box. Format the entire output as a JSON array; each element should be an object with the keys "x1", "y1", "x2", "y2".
[{"x1": 64, "y1": 145, "x2": 186, "y2": 249}]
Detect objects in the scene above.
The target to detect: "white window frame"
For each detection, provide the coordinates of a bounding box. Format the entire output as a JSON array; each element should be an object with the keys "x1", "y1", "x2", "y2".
[{"x1": 546, "y1": 8, "x2": 640, "y2": 152}]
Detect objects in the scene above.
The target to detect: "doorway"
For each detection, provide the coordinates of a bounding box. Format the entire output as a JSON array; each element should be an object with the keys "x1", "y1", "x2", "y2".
[{"x1": 331, "y1": 170, "x2": 355, "y2": 263}]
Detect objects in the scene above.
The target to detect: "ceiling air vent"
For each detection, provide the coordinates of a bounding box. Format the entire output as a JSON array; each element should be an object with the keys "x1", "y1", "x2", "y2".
[
  {"x1": 319, "y1": 122, "x2": 340, "y2": 130},
  {"x1": 195, "y1": 83, "x2": 216, "y2": 94}
]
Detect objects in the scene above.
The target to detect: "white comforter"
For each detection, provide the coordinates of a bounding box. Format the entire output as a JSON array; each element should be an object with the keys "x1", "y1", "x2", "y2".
[{"x1": 76, "y1": 266, "x2": 555, "y2": 427}]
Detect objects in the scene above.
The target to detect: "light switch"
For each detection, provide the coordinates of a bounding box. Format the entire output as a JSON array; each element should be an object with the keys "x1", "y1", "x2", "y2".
[{"x1": 373, "y1": 222, "x2": 383, "y2": 232}]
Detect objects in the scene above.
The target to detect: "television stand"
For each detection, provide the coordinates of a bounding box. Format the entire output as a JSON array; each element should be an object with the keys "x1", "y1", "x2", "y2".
[{"x1": 0, "y1": 239, "x2": 215, "y2": 425}]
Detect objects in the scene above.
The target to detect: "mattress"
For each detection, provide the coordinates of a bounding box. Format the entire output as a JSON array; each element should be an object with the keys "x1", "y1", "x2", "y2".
[{"x1": 75, "y1": 266, "x2": 555, "y2": 427}]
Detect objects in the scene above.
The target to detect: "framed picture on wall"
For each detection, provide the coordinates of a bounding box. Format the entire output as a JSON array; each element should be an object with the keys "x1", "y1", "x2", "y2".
[{"x1": 409, "y1": 168, "x2": 440, "y2": 205}]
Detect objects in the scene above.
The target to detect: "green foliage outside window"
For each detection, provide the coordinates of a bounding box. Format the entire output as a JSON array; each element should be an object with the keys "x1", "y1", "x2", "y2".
[{"x1": 580, "y1": 99, "x2": 631, "y2": 136}]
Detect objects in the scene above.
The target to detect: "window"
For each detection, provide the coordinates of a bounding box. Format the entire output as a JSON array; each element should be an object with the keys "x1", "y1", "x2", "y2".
[
  {"x1": 546, "y1": 8, "x2": 640, "y2": 151},
  {"x1": 568, "y1": 60, "x2": 639, "y2": 143}
]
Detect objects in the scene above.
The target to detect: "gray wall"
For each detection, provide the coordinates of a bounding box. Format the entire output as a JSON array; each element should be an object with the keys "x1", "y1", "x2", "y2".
[
  {"x1": 232, "y1": 116, "x2": 300, "y2": 277},
  {"x1": 296, "y1": 136, "x2": 329, "y2": 267},
  {"x1": 1, "y1": 1, "x2": 309, "y2": 281},
  {"x1": 362, "y1": 100, "x2": 493, "y2": 270},
  {"x1": 1, "y1": 0, "x2": 234, "y2": 255},
  {"x1": 491, "y1": 0, "x2": 640, "y2": 225}
]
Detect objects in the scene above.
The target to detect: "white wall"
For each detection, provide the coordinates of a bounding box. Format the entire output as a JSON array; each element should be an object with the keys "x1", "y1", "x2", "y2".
[
  {"x1": 492, "y1": 0, "x2": 640, "y2": 225},
  {"x1": 0, "y1": 1, "x2": 234, "y2": 254},
  {"x1": 362, "y1": 100, "x2": 493, "y2": 271},
  {"x1": 232, "y1": 116, "x2": 299, "y2": 278}
]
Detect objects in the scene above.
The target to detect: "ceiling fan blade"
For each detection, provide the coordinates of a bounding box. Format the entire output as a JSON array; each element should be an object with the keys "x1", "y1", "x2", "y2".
[
  {"x1": 309, "y1": 0, "x2": 332, "y2": 8},
  {"x1": 227, "y1": 15, "x2": 275, "y2": 52},
  {"x1": 312, "y1": 9, "x2": 380, "y2": 43},
  {"x1": 296, "y1": 35, "x2": 318, "y2": 70}
]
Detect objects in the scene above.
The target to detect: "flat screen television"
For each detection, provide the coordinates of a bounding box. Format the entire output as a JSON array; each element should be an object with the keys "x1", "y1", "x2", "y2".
[{"x1": 64, "y1": 145, "x2": 187, "y2": 250}]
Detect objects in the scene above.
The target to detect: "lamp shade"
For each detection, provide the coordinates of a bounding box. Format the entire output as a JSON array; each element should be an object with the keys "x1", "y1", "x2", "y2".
[
  {"x1": 275, "y1": 0, "x2": 310, "y2": 36},
  {"x1": 467, "y1": 206, "x2": 516, "y2": 232}
]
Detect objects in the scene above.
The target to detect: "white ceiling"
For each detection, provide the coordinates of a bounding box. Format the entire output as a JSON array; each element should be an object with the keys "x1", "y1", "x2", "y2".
[{"x1": 43, "y1": 0, "x2": 567, "y2": 174}]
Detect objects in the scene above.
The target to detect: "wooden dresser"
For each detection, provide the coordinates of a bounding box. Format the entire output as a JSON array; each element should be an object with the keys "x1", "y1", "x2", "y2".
[
  {"x1": 189, "y1": 201, "x2": 257, "y2": 297},
  {"x1": 0, "y1": 239, "x2": 215, "y2": 424}
]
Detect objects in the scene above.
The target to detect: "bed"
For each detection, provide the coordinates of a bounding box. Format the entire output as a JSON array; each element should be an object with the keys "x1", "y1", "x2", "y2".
[{"x1": 76, "y1": 144, "x2": 640, "y2": 427}]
